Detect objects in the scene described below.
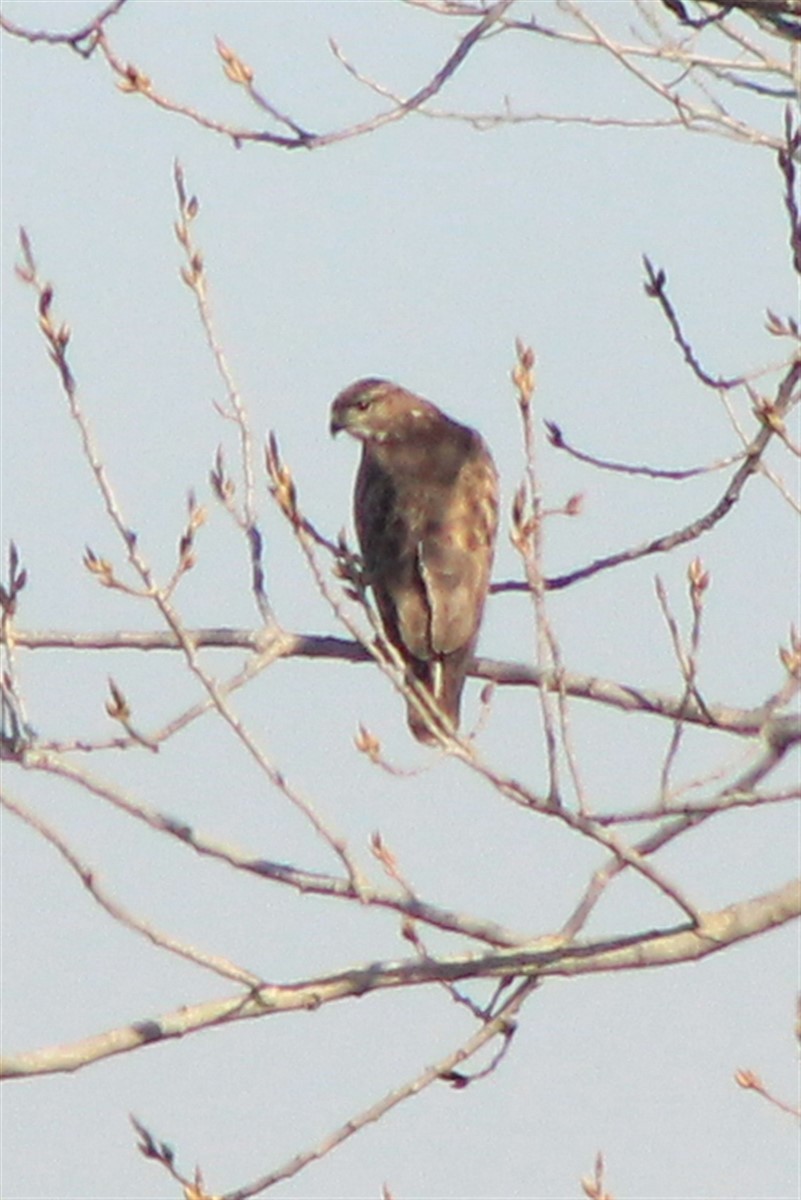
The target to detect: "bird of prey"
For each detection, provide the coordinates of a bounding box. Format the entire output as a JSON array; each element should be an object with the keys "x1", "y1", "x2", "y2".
[{"x1": 330, "y1": 378, "x2": 498, "y2": 742}]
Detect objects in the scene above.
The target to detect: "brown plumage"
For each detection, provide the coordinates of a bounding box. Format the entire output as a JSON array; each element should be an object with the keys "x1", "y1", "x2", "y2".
[{"x1": 330, "y1": 378, "x2": 498, "y2": 742}]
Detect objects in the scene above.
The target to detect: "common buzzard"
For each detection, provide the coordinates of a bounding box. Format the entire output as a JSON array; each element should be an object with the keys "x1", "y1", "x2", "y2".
[{"x1": 331, "y1": 378, "x2": 498, "y2": 742}]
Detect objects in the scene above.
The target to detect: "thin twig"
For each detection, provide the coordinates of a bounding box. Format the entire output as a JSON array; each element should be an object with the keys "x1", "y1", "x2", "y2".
[
  {"x1": 15, "y1": 236, "x2": 366, "y2": 891},
  {"x1": 86, "y1": 2, "x2": 514, "y2": 152},
  {"x1": 643, "y1": 256, "x2": 745, "y2": 389},
  {"x1": 654, "y1": 562, "x2": 712, "y2": 802},
  {"x1": 778, "y1": 105, "x2": 801, "y2": 274},
  {"x1": 544, "y1": 418, "x2": 745, "y2": 478},
  {"x1": 173, "y1": 163, "x2": 272, "y2": 625},
  {"x1": 144, "y1": 976, "x2": 535, "y2": 1200},
  {"x1": 16, "y1": 748, "x2": 531, "y2": 949},
  {"x1": 510, "y1": 343, "x2": 564, "y2": 806},
  {"x1": 1, "y1": 790, "x2": 262, "y2": 987},
  {"x1": 735, "y1": 1067, "x2": 801, "y2": 1118},
  {"x1": 0, "y1": 0, "x2": 127, "y2": 55},
  {"x1": 496, "y1": 354, "x2": 801, "y2": 592}
]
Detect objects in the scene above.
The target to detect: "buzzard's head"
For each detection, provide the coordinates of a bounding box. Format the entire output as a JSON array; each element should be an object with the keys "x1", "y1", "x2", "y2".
[{"x1": 330, "y1": 379, "x2": 436, "y2": 443}]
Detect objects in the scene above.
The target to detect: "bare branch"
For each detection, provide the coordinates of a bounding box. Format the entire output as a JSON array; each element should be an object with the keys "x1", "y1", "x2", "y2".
[
  {"x1": 3, "y1": 0, "x2": 793, "y2": 152},
  {"x1": 643, "y1": 256, "x2": 746, "y2": 390},
  {"x1": 545, "y1": 418, "x2": 745, "y2": 478},
  {"x1": 654, "y1": 561, "x2": 712, "y2": 801},
  {"x1": 83, "y1": 1, "x2": 515, "y2": 152},
  {"x1": 4, "y1": 880, "x2": 798, "y2": 1080},
  {"x1": 0, "y1": 0, "x2": 128, "y2": 55},
  {"x1": 510, "y1": 342, "x2": 565, "y2": 805},
  {"x1": 14, "y1": 239, "x2": 368, "y2": 890},
  {"x1": 13, "y1": 748, "x2": 531, "y2": 949},
  {"x1": 173, "y1": 163, "x2": 272, "y2": 624},
  {"x1": 499, "y1": 354, "x2": 801, "y2": 592},
  {"x1": 734, "y1": 1066, "x2": 801, "y2": 1118},
  {"x1": 778, "y1": 105, "x2": 801, "y2": 274},
  {"x1": 6, "y1": 627, "x2": 796, "y2": 739},
  {"x1": 1, "y1": 791, "x2": 261, "y2": 987},
  {"x1": 143, "y1": 976, "x2": 535, "y2": 1200}
]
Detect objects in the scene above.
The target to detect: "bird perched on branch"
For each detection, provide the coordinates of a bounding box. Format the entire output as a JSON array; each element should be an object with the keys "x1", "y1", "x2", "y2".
[{"x1": 330, "y1": 378, "x2": 498, "y2": 742}]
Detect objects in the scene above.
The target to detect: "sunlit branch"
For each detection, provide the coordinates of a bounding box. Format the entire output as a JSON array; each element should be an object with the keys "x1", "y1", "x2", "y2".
[
  {"x1": 6, "y1": 628, "x2": 797, "y2": 739},
  {"x1": 3, "y1": 879, "x2": 797, "y2": 1081},
  {"x1": 137, "y1": 975, "x2": 536, "y2": 1200}
]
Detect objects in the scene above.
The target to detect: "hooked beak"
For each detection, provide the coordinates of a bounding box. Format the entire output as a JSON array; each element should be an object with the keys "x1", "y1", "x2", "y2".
[{"x1": 329, "y1": 399, "x2": 349, "y2": 437}]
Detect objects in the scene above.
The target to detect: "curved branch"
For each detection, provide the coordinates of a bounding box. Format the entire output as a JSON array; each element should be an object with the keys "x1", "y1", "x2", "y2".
[
  {"x1": 1, "y1": 790, "x2": 261, "y2": 987},
  {"x1": 89, "y1": 1, "x2": 514, "y2": 150},
  {"x1": 0, "y1": 0, "x2": 128, "y2": 54},
  {"x1": 133, "y1": 974, "x2": 537, "y2": 1199},
  {"x1": 11, "y1": 750, "x2": 532, "y2": 949},
  {"x1": 495, "y1": 354, "x2": 801, "y2": 592},
  {"x1": 3, "y1": 878, "x2": 797, "y2": 1079}
]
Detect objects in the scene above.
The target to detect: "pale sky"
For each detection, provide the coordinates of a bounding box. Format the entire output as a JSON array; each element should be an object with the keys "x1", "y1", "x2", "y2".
[{"x1": 1, "y1": 3, "x2": 799, "y2": 1199}]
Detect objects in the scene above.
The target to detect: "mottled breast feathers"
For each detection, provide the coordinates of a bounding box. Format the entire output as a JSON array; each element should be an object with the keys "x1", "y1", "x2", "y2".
[{"x1": 331, "y1": 378, "x2": 499, "y2": 742}]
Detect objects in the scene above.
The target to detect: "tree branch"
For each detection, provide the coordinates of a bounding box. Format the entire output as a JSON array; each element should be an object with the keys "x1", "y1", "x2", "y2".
[
  {"x1": 6, "y1": 628, "x2": 795, "y2": 738},
  {"x1": 4, "y1": 878, "x2": 797, "y2": 1080},
  {"x1": 0, "y1": 0, "x2": 128, "y2": 54}
]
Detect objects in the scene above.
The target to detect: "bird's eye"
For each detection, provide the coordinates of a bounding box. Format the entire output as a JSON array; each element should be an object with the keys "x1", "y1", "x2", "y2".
[{"x1": 355, "y1": 396, "x2": 372, "y2": 410}]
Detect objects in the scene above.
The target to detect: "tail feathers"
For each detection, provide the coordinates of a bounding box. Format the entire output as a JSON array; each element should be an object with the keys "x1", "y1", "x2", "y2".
[{"x1": 405, "y1": 654, "x2": 468, "y2": 743}]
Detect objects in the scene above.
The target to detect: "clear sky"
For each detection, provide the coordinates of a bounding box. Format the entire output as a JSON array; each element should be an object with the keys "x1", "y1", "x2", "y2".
[{"x1": 1, "y1": 3, "x2": 799, "y2": 1199}]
